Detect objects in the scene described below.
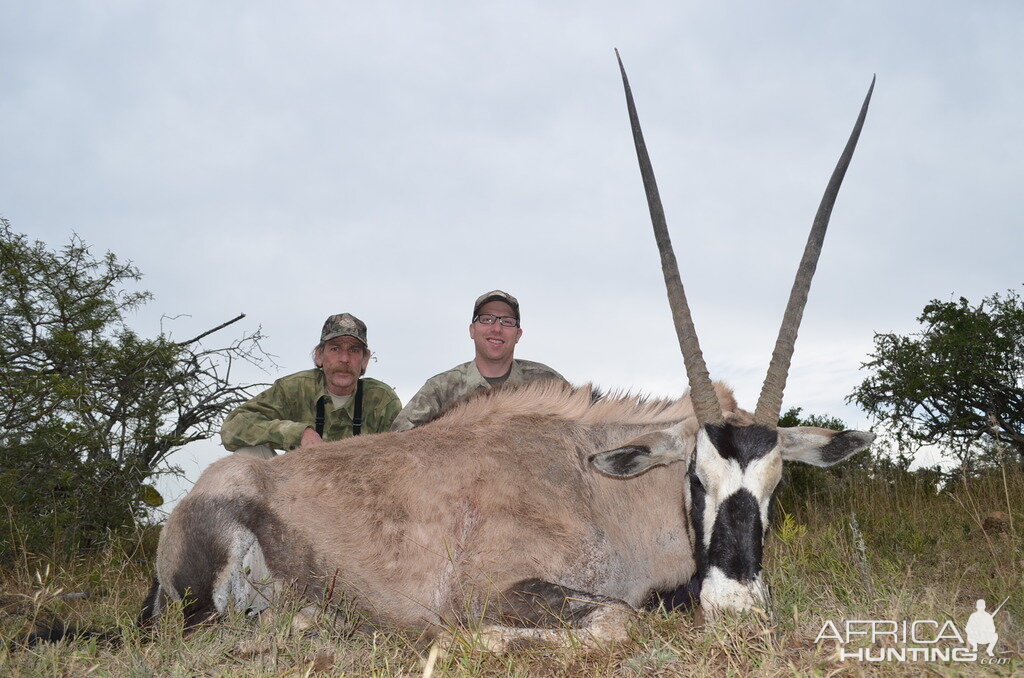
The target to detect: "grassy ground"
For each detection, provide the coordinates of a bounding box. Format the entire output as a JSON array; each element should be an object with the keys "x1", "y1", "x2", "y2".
[{"x1": 1, "y1": 465, "x2": 1020, "y2": 677}]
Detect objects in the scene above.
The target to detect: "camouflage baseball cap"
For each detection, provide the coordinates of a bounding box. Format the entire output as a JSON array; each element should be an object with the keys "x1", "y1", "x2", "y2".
[
  {"x1": 473, "y1": 290, "x2": 520, "y2": 322},
  {"x1": 320, "y1": 313, "x2": 368, "y2": 347}
]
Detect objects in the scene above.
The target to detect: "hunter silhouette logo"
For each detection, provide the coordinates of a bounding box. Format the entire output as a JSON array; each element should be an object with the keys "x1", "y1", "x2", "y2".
[
  {"x1": 815, "y1": 596, "x2": 1010, "y2": 664},
  {"x1": 965, "y1": 598, "x2": 1001, "y2": 657}
]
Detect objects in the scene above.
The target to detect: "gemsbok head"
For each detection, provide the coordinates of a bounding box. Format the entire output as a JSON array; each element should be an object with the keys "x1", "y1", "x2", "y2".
[{"x1": 589, "y1": 51, "x2": 876, "y2": 617}]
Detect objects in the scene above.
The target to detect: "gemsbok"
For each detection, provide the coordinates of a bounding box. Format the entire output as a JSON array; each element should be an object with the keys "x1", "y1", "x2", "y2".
[{"x1": 145, "y1": 54, "x2": 876, "y2": 649}]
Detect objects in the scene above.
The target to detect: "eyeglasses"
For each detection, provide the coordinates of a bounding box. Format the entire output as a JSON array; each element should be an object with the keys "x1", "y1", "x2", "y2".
[{"x1": 474, "y1": 314, "x2": 519, "y2": 328}]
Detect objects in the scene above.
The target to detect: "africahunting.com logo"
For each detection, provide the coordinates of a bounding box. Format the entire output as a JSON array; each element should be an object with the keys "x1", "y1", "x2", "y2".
[{"x1": 815, "y1": 597, "x2": 1011, "y2": 665}]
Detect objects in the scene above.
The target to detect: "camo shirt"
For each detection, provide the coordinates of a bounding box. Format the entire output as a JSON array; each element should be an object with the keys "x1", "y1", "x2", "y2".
[
  {"x1": 390, "y1": 359, "x2": 567, "y2": 432},
  {"x1": 220, "y1": 369, "x2": 401, "y2": 451}
]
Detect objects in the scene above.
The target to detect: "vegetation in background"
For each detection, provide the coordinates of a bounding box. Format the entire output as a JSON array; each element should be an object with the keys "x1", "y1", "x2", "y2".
[
  {"x1": 0, "y1": 219, "x2": 267, "y2": 563},
  {"x1": 850, "y1": 289, "x2": 1024, "y2": 471}
]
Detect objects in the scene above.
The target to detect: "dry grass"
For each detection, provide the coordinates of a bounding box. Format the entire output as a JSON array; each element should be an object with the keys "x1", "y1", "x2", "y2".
[{"x1": 1, "y1": 468, "x2": 1020, "y2": 677}]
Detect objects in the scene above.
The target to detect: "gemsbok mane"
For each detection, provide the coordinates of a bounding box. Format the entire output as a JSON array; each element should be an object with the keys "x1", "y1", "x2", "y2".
[{"x1": 431, "y1": 380, "x2": 737, "y2": 429}]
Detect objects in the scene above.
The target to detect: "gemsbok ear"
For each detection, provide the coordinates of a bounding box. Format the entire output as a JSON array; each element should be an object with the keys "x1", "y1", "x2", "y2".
[
  {"x1": 777, "y1": 427, "x2": 875, "y2": 467},
  {"x1": 589, "y1": 424, "x2": 695, "y2": 478}
]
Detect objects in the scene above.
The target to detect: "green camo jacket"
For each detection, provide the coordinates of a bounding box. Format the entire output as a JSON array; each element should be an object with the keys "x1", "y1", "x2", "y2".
[{"x1": 220, "y1": 369, "x2": 401, "y2": 451}]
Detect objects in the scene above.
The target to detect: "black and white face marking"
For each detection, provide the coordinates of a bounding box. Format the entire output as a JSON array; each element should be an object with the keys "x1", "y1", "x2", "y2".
[
  {"x1": 690, "y1": 422, "x2": 782, "y2": 617},
  {"x1": 588, "y1": 415, "x2": 873, "y2": 620}
]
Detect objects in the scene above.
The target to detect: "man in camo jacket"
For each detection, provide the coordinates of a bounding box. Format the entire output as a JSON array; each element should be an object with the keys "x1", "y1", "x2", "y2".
[
  {"x1": 221, "y1": 313, "x2": 401, "y2": 458},
  {"x1": 391, "y1": 290, "x2": 567, "y2": 431}
]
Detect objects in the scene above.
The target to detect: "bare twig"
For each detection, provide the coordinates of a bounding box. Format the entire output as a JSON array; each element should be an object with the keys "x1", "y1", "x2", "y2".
[
  {"x1": 848, "y1": 511, "x2": 873, "y2": 596},
  {"x1": 174, "y1": 313, "x2": 246, "y2": 347}
]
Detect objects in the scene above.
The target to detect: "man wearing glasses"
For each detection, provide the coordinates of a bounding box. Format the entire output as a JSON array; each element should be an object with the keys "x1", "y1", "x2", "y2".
[{"x1": 391, "y1": 290, "x2": 567, "y2": 431}]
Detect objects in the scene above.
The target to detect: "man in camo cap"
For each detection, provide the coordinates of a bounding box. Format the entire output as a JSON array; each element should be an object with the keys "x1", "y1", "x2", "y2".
[
  {"x1": 221, "y1": 313, "x2": 401, "y2": 458},
  {"x1": 391, "y1": 290, "x2": 567, "y2": 431}
]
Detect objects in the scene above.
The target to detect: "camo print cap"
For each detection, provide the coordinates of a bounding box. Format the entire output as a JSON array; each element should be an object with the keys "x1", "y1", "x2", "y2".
[
  {"x1": 320, "y1": 313, "x2": 368, "y2": 347},
  {"x1": 472, "y1": 290, "x2": 520, "y2": 322}
]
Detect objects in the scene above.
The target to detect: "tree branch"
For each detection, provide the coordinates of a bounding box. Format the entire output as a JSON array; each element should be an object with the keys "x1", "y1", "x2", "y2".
[{"x1": 174, "y1": 314, "x2": 246, "y2": 347}]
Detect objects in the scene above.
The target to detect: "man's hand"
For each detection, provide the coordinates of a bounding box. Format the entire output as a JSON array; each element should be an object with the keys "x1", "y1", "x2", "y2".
[{"x1": 300, "y1": 428, "x2": 325, "y2": 447}]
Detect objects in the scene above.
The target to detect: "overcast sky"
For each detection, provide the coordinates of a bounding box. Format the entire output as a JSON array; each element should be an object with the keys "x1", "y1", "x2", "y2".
[{"x1": 3, "y1": 2, "x2": 1021, "y2": 508}]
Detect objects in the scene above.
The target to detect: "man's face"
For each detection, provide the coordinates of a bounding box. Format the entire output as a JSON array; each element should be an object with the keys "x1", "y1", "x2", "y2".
[
  {"x1": 469, "y1": 300, "x2": 522, "y2": 365},
  {"x1": 316, "y1": 336, "x2": 370, "y2": 396}
]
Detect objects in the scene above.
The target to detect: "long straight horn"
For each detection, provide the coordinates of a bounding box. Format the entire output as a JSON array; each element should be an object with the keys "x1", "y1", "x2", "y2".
[
  {"x1": 753, "y1": 77, "x2": 875, "y2": 426},
  {"x1": 616, "y1": 49, "x2": 723, "y2": 425}
]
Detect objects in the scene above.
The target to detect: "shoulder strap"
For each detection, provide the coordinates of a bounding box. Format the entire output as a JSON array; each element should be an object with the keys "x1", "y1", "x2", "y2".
[
  {"x1": 315, "y1": 395, "x2": 327, "y2": 437},
  {"x1": 353, "y1": 379, "x2": 364, "y2": 436}
]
